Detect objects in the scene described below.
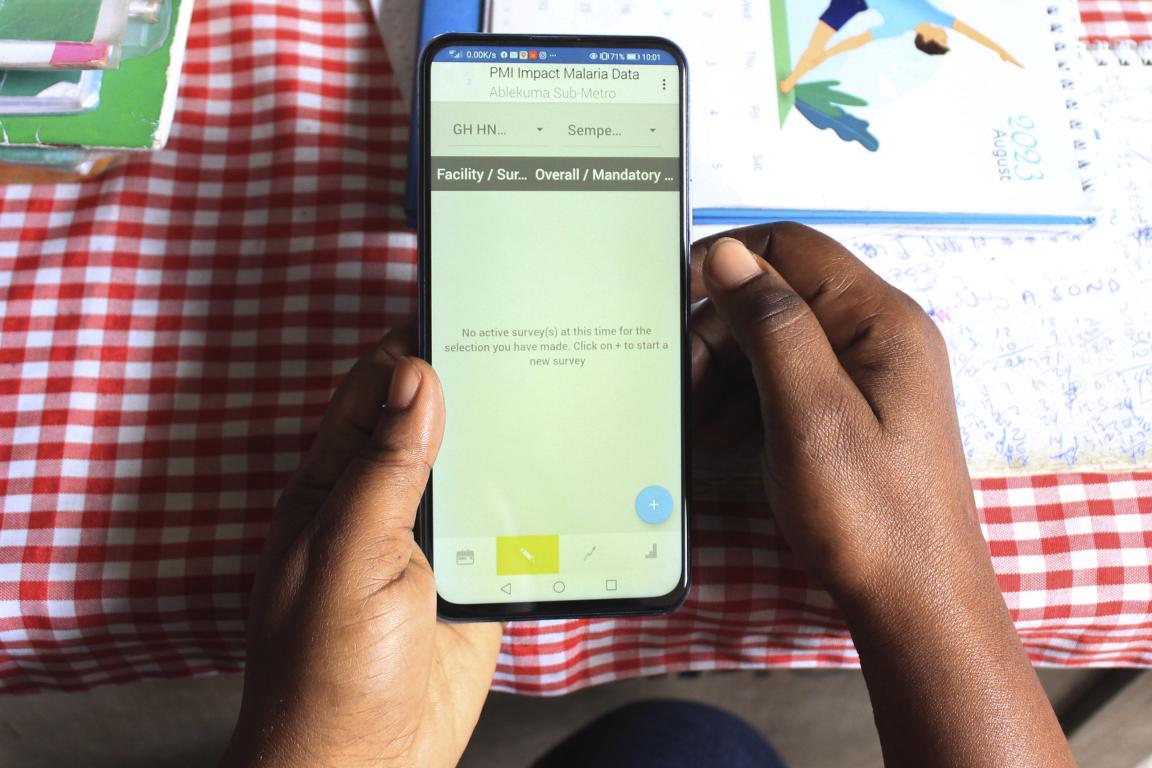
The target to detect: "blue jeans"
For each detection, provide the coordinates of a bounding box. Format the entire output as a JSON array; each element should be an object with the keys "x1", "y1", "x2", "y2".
[{"x1": 532, "y1": 699, "x2": 789, "y2": 768}]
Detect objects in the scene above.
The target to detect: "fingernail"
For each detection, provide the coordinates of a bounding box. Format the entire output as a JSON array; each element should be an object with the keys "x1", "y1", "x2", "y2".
[
  {"x1": 707, "y1": 238, "x2": 762, "y2": 290},
  {"x1": 387, "y1": 357, "x2": 422, "y2": 410}
]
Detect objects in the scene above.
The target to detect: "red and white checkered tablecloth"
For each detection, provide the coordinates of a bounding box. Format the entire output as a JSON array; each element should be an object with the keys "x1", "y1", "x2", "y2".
[
  {"x1": 1081, "y1": 0, "x2": 1152, "y2": 42},
  {"x1": 1, "y1": 0, "x2": 1151, "y2": 696}
]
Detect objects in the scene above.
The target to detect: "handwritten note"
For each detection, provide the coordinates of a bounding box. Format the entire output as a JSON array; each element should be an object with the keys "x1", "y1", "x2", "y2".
[
  {"x1": 844, "y1": 229, "x2": 1150, "y2": 476},
  {"x1": 863, "y1": 68, "x2": 1151, "y2": 475}
]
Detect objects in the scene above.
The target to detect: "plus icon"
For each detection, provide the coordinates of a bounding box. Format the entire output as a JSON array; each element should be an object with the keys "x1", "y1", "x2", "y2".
[{"x1": 635, "y1": 485, "x2": 673, "y2": 525}]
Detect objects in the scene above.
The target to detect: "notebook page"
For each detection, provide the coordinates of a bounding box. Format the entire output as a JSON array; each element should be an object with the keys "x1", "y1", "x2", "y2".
[
  {"x1": 699, "y1": 66, "x2": 1152, "y2": 476},
  {"x1": 490, "y1": 0, "x2": 1089, "y2": 219},
  {"x1": 933, "y1": 66, "x2": 1152, "y2": 475}
]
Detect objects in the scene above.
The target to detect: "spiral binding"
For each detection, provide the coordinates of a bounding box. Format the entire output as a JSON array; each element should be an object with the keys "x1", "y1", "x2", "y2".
[
  {"x1": 1087, "y1": 39, "x2": 1152, "y2": 66},
  {"x1": 1046, "y1": 3, "x2": 1102, "y2": 192}
]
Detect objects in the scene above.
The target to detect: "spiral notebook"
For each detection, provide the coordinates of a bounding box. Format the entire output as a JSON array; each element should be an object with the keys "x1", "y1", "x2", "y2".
[{"x1": 462, "y1": 0, "x2": 1097, "y2": 227}]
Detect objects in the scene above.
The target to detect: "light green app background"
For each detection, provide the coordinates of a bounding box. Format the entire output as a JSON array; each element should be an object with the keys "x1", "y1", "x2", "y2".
[{"x1": 428, "y1": 56, "x2": 685, "y2": 605}]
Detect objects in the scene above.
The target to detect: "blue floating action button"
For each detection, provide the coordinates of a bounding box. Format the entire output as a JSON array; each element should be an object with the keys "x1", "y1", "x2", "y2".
[{"x1": 635, "y1": 485, "x2": 674, "y2": 525}]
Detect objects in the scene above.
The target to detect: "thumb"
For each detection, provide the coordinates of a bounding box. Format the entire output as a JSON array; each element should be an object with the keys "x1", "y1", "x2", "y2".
[
  {"x1": 701, "y1": 238, "x2": 866, "y2": 440},
  {"x1": 316, "y1": 356, "x2": 445, "y2": 581}
]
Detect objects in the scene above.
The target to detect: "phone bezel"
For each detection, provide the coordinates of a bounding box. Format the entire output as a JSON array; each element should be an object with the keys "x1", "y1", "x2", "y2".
[{"x1": 417, "y1": 33, "x2": 691, "y2": 622}]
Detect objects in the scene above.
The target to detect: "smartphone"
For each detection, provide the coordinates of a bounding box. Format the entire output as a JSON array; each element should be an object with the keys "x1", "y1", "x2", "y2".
[{"x1": 418, "y1": 34, "x2": 689, "y2": 621}]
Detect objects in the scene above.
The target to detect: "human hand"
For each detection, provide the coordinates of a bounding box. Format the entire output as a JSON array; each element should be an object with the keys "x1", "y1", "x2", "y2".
[
  {"x1": 690, "y1": 224, "x2": 992, "y2": 610},
  {"x1": 221, "y1": 328, "x2": 502, "y2": 768},
  {"x1": 686, "y1": 225, "x2": 1073, "y2": 764},
  {"x1": 696, "y1": 224, "x2": 1074, "y2": 767}
]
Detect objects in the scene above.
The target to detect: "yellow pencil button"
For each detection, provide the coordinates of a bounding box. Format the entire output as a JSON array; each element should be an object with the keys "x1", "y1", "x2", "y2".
[{"x1": 496, "y1": 535, "x2": 560, "y2": 575}]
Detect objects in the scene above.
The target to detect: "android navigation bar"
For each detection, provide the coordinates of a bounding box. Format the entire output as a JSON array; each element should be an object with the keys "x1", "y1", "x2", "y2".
[{"x1": 429, "y1": 157, "x2": 679, "y2": 191}]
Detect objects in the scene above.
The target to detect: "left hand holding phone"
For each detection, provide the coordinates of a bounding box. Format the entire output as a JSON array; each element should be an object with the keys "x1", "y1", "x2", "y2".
[{"x1": 220, "y1": 326, "x2": 501, "y2": 768}]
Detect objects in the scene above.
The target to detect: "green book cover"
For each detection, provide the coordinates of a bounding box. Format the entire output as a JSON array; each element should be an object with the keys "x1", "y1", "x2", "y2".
[
  {"x1": 0, "y1": 0, "x2": 113, "y2": 43},
  {"x1": 0, "y1": 0, "x2": 191, "y2": 150}
]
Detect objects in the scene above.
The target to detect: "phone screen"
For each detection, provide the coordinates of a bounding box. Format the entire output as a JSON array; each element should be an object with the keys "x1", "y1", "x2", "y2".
[{"x1": 422, "y1": 37, "x2": 687, "y2": 615}]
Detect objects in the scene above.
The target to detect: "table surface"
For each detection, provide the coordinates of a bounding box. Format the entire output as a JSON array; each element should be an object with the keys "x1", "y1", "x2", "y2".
[{"x1": 1, "y1": 0, "x2": 1151, "y2": 696}]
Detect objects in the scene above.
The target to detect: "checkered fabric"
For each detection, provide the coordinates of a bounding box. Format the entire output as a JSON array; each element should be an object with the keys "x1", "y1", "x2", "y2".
[
  {"x1": 492, "y1": 476, "x2": 1152, "y2": 696},
  {"x1": 1, "y1": 0, "x2": 1151, "y2": 695},
  {"x1": 1080, "y1": 0, "x2": 1152, "y2": 42}
]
